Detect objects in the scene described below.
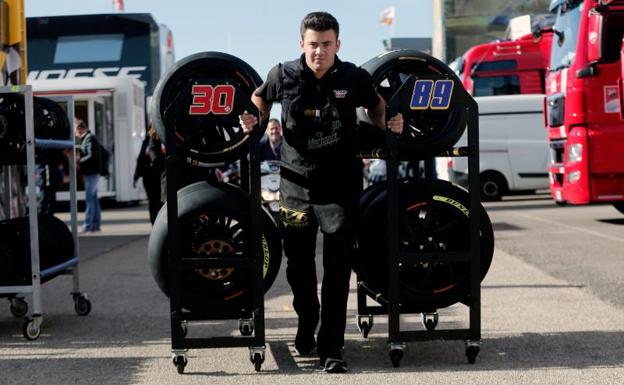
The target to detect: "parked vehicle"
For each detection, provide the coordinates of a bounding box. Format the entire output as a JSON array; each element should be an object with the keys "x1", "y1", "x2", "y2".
[
  {"x1": 545, "y1": 0, "x2": 624, "y2": 208},
  {"x1": 260, "y1": 161, "x2": 280, "y2": 225},
  {"x1": 448, "y1": 15, "x2": 553, "y2": 200},
  {"x1": 449, "y1": 94, "x2": 549, "y2": 200},
  {"x1": 31, "y1": 77, "x2": 146, "y2": 203}
]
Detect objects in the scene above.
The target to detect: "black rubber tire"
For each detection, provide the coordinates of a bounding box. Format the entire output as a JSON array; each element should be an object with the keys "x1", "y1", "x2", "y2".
[
  {"x1": 0, "y1": 95, "x2": 69, "y2": 165},
  {"x1": 358, "y1": 181, "x2": 387, "y2": 221},
  {"x1": 613, "y1": 202, "x2": 624, "y2": 214},
  {"x1": 148, "y1": 181, "x2": 282, "y2": 315},
  {"x1": 0, "y1": 215, "x2": 75, "y2": 286},
  {"x1": 151, "y1": 51, "x2": 263, "y2": 165},
  {"x1": 480, "y1": 171, "x2": 507, "y2": 202},
  {"x1": 357, "y1": 50, "x2": 468, "y2": 157},
  {"x1": 356, "y1": 179, "x2": 494, "y2": 311}
]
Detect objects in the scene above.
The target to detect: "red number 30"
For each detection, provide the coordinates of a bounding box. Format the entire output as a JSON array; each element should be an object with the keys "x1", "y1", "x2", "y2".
[{"x1": 189, "y1": 84, "x2": 235, "y2": 115}]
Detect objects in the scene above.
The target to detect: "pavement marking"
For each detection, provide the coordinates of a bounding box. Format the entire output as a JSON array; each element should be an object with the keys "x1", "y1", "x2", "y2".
[{"x1": 512, "y1": 211, "x2": 624, "y2": 244}]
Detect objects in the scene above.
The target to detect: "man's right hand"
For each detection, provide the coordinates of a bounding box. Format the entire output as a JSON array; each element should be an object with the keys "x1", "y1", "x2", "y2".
[{"x1": 238, "y1": 110, "x2": 258, "y2": 134}]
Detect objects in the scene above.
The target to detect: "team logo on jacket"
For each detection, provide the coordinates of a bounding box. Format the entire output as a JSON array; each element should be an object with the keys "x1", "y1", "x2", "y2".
[{"x1": 333, "y1": 90, "x2": 348, "y2": 98}]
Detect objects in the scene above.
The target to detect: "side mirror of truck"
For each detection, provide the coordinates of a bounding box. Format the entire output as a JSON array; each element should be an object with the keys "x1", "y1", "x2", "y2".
[{"x1": 587, "y1": 11, "x2": 603, "y2": 63}]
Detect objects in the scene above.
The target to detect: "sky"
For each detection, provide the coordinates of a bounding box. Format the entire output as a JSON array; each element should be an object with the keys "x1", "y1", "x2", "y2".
[{"x1": 24, "y1": 0, "x2": 434, "y2": 80}]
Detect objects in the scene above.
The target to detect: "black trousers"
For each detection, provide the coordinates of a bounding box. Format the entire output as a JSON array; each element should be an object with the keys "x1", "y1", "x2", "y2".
[
  {"x1": 281, "y1": 204, "x2": 355, "y2": 357},
  {"x1": 142, "y1": 168, "x2": 163, "y2": 224}
]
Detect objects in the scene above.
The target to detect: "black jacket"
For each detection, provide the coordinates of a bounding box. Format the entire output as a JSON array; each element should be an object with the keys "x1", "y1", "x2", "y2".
[{"x1": 77, "y1": 131, "x2": 101, "y2": 176}]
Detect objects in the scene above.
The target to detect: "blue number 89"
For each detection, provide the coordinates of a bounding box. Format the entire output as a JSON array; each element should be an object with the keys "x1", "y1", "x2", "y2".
[{"x1": 409, "y1": 79, "x2": 454, "y2": 110}]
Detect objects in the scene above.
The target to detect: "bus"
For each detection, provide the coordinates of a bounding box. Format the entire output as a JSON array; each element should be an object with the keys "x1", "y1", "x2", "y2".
[{"x1": 25, "y1": 13, "x2": 174, "y2": 203}]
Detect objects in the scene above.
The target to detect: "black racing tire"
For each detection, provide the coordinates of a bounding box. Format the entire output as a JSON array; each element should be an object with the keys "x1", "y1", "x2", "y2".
[
  {"x1": 151, "y1": 51, "x2": 263, "y2": 165},
  {"x1": 148, "y1": 181, "x2": 282, "y2": 315},
  {"x1": 358, "y1": 181, "x2": 387, "y2": 221},
  {"x1": 0, "y1": 215, "x2": 75, "y2": 286},
  {"x1": 34, "y1": 97, "x2": 71, "y2": 141},
  {"x1": 0, "y1": 95, "x2": 70, "y2": 165},
  {"x1": 357, "y1": 50, "x2": 468, "y2": 157},
  {"x1": 356, "y1": 179, "x2": 494, "y2": 311},
  {"x1": 480, "y1": 171, "x2": 507, "y2": 202}
]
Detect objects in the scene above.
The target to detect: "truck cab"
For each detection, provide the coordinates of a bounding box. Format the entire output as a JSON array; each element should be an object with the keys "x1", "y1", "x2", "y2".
[{"x1": 546, "y1": 0, "x2": 624, "y2": 206}]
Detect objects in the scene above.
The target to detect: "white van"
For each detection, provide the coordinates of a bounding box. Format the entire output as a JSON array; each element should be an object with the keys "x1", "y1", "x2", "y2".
[
  {"x1": 448, "y1": 94, "x2": 549, "y2": 200},
  {"x1": 30, "y1": 76, "x2": 146, "y2": 203}
]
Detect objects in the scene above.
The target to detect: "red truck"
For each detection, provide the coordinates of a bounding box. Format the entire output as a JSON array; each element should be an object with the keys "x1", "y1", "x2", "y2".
[
  {"x1": 447, "y1": 17, "x2": 553, "y2": 200},
  {"x1": 453, "y1": 16, "x2": 553, "y2": 97},
  {"x1": 545, "y1": 0, "x2": 624, "y2": 210}
]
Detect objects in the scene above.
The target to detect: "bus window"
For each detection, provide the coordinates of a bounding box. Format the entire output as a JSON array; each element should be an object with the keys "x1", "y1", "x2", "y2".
[{"x1": 54, "y1": 34, "x2": 124, "y2": 64}]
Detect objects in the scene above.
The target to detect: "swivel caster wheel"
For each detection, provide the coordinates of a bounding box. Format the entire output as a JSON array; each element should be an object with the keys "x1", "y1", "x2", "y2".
[
  {"x1": 73, "y1": 294, "x2": 92, "y2": 316},
  {"x1": 22, "y1": 318, "x2": 41, "y2": 340},
  {"x1": 357, "y1": 315, "x2": 374, "y2": 338},
  {"x1": 10, "y1": 298, "x2": 28, "y2": 318},
  {"x1": 388, "y1": 343, "x2": 406, "y2": 367},
  {"x1": 239, "y1": 319, "x2": 254, "y2": 336},
  {"x1": 249, "y1": 347, "x2": 265, "y2": 372},
  {"x1": 465, "y1": 341, "x2": 480, "y2": 364},
  {"x1": 172, "y1": 355, "x2": 188, "y2": 374},
  {"x1": 422, "y1": 312, "x2": 439, "y2": 331},
  {"x1": 389, "y1": 349, "x2": 403, "y2": 367}
]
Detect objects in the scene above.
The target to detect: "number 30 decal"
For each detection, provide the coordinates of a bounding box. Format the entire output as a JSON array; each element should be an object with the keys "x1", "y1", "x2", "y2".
[
  {"x1": 410, "y1": 79, "x2": 454, "y2": 110},
  {"x1": 189, "y1": 84, "x2": 236, "y2": 115}
]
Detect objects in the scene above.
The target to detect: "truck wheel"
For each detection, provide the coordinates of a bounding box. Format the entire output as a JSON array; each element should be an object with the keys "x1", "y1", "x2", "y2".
[
  {"x1": 613, "y1": 202, "x2": 624, "y2": 214},
  {"x1": 480, "y1": 172, "x2": 507, "y2": 201}
]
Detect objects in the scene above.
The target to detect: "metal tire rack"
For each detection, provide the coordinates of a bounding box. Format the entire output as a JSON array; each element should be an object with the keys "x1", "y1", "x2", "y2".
[
  {"x1": 356, "y1": 92, "x2": 482, "y2": 367},
  {"x1": 165, "y1": 125, "x2": 267, "y2": 373},
  {"x1": 0, "y1": 85, "x2": 91, "y2": 340}
]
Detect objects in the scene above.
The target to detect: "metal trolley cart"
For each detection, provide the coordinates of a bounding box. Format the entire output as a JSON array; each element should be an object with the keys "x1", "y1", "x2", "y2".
[
  {"x1": 354, "y1": 50, "x2": 492, "y2": 367},
  {"x1": 0, "y1": 85, "x2": 91, "y2": 340},
  {"x1": 149, "y1": 52, "x2": 278, "y2": 373}
]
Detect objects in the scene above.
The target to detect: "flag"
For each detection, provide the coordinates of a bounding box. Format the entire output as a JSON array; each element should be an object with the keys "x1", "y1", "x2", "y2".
[
  {"x1": 379, "y1": 6, "x2": 395, "y2": 26},
  {"x1": 113, "y1": 0, "x2": 125, "y2": 12}
]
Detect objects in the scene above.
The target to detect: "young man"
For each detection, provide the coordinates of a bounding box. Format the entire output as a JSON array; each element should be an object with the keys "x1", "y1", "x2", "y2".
[{"x1": 239, "y1": 11, "x2": 403, "y2": 373}]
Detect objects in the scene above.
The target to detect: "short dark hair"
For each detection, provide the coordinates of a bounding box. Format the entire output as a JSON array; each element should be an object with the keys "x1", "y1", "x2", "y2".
[
  {"x1": 300, "y1": 12, "x2": 339, "y2": 38},
  {"x1": 268, "y1": 118, "x2": 280, "y2": 126}
]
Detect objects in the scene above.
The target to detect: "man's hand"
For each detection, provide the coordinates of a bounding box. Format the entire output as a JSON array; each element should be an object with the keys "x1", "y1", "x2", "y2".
[
  {"x1": 387, "y1": 112, "x2": 404, "y2": 134},
  {"x1": 238, "y1": 110, "x2": 258, "y2": 134}
]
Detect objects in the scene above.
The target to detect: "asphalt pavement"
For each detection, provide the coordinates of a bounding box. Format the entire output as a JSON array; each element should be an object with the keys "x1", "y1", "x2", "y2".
[{"x1": 0, "y1": 199, "x2": 623, "y2": 384}]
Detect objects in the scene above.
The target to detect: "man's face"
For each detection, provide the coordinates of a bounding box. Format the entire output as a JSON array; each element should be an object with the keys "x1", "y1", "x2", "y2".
[
  {"x1": 267, "y1": 121, "x2": 282, "y2": 144},
  {"x1": 300, "y1": 28, "x2": 340, "y2": 76}
]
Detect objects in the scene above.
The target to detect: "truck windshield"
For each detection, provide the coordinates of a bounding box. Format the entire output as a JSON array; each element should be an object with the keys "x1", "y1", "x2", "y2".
[{"x1": 549, "y1": 1, "x2": 583, "y2": 71}]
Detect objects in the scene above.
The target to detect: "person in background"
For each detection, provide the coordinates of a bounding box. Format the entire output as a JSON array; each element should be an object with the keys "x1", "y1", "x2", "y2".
[
  {"x1": 133, "y1": 125, "x2": 165, "y2": 224},
  {"x1": 258, "y1": 118, "x2": 282, "y2": 161},
  {"x1": 75, "y1": 119, "x2": 101, "y2": 233}
]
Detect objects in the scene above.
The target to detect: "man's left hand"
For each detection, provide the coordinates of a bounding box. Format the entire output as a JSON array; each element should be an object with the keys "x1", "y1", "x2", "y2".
[{"x1": 387, "y1": 112, "x2": 403, "y2": 134}]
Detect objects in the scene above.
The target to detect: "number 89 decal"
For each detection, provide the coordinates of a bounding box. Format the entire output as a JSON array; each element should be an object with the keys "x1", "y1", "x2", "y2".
[{"x1": 409, "y1": 79, "x2": 454, "y2": 110}]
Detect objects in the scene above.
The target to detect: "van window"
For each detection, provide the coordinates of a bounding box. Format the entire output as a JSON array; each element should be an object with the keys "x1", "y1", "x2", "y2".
[
  {"x1": 473, "y1": 60, "x2": 517, "y2": 72},
  {"x1": 473, "y1": 75, "x2": 520, "y2": 96}
]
